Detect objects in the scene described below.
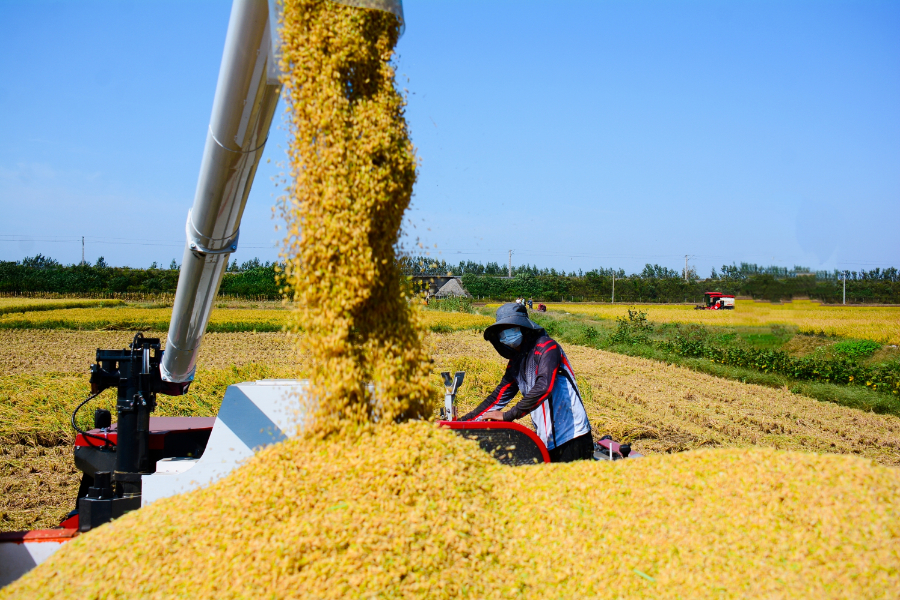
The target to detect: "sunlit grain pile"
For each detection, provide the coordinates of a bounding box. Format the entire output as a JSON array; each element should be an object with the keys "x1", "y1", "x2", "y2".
[
  {"x1": 3, "y1": 422, "x2": 898, "y2": 599},
  {"x1": 277, "y1": 0, "x2": 431, "y2": 432},
  {"x1": 4, "y1": 2, "x2": 899, "y2": 597}
]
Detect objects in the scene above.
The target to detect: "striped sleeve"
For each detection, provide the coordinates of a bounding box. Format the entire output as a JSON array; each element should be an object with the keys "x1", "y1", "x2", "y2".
[
  {"x1": 503, "y1": 340, "x2": 560, "y2": 421},
  {"x1": 458, "y1": 362, "x2": 519, "y2": 421}
]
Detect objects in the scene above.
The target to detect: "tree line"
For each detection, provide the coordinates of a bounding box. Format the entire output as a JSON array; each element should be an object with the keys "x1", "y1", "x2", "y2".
[
  {"x1": 1, "y1": 255, "x2": 898, "y2": 303},
  {"x1": 0, "y1": 255, "x2": 280, "y2": 298},
  {"x1": 404, "y1": 256, "x2": 899, "y2": 304}
]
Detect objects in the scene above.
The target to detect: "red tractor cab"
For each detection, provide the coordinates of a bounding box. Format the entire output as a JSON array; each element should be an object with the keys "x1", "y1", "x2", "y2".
[{"x1": 696, "y1": 292, "x2": 735, "y2": 310}]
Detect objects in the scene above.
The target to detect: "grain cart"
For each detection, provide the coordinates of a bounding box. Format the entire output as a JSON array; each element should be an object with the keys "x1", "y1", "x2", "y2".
[{"x1": 0, "y1": 0, "x2": 635, "y2": 585}]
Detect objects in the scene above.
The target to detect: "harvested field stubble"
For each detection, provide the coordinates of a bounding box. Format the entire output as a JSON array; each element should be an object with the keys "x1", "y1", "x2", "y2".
[
  {"x1": 431, "y1": 331, "x2": 900, "y2": 466},
  {"x1": 3, "y1": 422, "x2": 898, "y2": 599},
  {"x1": 0, "y1": 329, "x2": 302, "y2": 376},
  {"x1": 0, "y1": 444, "x2": 79, "y2": 532}
]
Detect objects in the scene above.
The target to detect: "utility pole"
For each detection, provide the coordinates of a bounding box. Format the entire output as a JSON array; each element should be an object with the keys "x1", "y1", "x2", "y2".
[
  {"x1": 611, "y1": 272, "x2": 615, "y2": 303},
  {"x1": 843, "y1": 271, "x2": 846, "y2": 305},
  {"x1": 684, "y1": 255, "x2": 690, "y2": 281},
  {"x1": 82, "y1": 237, "x2": 85, "y2": 265},
  {"x1": 508, "y1": 250, "x2": 513, "y2": 278}
]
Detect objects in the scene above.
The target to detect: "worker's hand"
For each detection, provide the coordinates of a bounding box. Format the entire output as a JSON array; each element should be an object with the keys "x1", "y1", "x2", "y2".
[{"x1": 481, "y1": 411, "x2": 505, "y2": 422}]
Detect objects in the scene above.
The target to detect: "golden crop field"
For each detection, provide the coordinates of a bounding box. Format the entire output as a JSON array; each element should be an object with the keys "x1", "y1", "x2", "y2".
[
  {"x1": 537, "y1": 299, "x2": 900, "y2": 344},
  {"x1": 418, "y1": 310, "x2": 492, "y2": 331},
  {"x1": 0, "y1": 298, "x2": 124, "y2": 316},
  {"x1": 0, "y1": 330, "x2": 300, "y2": 376},
  {"x1": 0, "y1": 306, "x2": 284, "y2": 332},
  {"x1": 0, "y1": 305, "x2": 491, "y2": 334}
]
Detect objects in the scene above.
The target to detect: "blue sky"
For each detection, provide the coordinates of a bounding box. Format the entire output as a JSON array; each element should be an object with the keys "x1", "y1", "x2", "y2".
[{"x1": 0, "y1": 0, "x2": 897, "y2": 276}]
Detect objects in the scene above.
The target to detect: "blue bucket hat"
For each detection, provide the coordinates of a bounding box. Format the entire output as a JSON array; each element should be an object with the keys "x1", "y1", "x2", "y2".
[{"x1": 483, "y1": 302, "x2": 543, "y2": 344}]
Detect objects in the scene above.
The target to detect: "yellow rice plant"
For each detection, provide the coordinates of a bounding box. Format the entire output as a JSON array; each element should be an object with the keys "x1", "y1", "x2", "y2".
[
  {"x1": 0, "y1": 307, "x2": 285, "y2": 332},
  {"x1": 417, "y1": 310, "x2": 492, "y2": 331},
  {"x1": 539, "y1": 299, "x2": 900, "y2": 344},
  {"x1": 0, "y1": 299, "x2": 124, "y2": 316},
  {"x1": 0, "y1": 305, "x2": 489, "y2": 334}
]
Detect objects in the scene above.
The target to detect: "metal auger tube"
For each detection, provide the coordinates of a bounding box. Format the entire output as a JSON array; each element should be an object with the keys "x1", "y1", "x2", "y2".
[
  {"x1": 160, "y1": 0, "x2": 406, "y2": 387},
  {"x1": 161, "y1": 0, "x2": 282, "y2": 385}
]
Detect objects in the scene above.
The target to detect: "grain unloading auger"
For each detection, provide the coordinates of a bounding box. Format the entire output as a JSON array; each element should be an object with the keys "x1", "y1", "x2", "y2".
[{"x1": 0, "y1": 0, "x2": 635, "y2": 586}]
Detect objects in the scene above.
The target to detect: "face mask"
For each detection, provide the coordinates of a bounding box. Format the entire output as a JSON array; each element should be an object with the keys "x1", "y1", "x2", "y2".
[{"x1": 499, "y1": 327, "x2": 523, "y2": 348}]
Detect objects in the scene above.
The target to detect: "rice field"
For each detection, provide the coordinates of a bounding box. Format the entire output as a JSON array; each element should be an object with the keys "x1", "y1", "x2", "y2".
[
  {"x1": 0, "y1": 330, "x2": 300, "y2": 376},
  {"x1": 0, "y1": 305, "x2": 491, "y2": 334},
  {"x1": 0, "y1": 298, "x2": 124, "y2": 316},
  {"x1": 540, "y1": 299, "x2": 900, "y2": 344}
]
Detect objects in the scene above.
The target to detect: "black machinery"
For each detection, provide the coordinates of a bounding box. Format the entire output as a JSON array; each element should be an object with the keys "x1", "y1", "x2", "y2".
[{"x1": 73, "y1": 334, "x2": 199, "y2": 531}]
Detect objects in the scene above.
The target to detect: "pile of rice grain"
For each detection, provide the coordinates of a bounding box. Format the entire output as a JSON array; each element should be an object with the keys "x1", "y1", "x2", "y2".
[
  {"x1": 2, "y1": 421, "x2": 898, "y2": 599},
  {"x1": 5, "y1": 2, "x2": 898, "y2": 598}
]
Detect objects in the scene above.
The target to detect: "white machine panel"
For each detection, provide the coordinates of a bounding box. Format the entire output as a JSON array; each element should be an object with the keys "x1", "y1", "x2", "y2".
[{"x1": 141, "y1": 379, "x2": 310, "y2": 506}]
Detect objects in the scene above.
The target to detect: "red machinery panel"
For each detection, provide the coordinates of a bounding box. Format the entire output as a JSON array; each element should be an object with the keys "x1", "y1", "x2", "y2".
[{"x1": 440, "y1": 421, "x2": 551, "y2": 465}]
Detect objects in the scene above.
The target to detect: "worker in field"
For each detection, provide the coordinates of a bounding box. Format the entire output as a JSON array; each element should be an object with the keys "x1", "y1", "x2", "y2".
[{"x1": 459, "y1": 303, "x2": 593, "y2": 462}]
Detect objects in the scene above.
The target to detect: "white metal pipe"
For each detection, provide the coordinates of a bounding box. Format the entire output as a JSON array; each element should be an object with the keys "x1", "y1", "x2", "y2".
[
  {"x1": 161, "y1": 0, "x2": 282, "y2": 384},
  {"x1": 161, "y1": 0, "x2": 406, "y2": 385}
]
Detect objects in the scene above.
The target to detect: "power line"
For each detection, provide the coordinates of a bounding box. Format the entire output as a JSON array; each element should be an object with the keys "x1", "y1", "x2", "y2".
[
  {"x1": 2, "y1": 235, "x2": 893, "y2": 267},
  {"x1": 0, "y1": 235, "x2": 277, "y2": 249}
]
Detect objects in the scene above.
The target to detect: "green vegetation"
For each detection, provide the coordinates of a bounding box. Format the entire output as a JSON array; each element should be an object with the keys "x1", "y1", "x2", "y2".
[
  {"x1": 423, "y1": 296, "x2": 474, "y2": 313},
  {"x1": 830, "y1": 339, "x2": 882, "y2": 360},
  {"x1": 0, "y1": 255, "x2": 280, "y2": 299},
  {"x1": 460, "y1": 270, "x2": 900, "y2": 304},
  {"x1": 0, "y1": 299, "x2": 124, "y2": 316},
  {"x1": 4, "y1": 255, "x2": 899, "y2": 303}
]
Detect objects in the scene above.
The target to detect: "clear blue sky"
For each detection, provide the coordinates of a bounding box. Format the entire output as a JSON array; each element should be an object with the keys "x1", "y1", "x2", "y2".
[{"x1": 1, "y1": 0, "x2": 897, "y2": 276}]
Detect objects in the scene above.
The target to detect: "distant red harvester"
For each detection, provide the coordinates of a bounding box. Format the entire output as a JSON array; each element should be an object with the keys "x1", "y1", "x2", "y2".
[{"x1": 696, "y1": 292, "x2": 735, "y2": 310}]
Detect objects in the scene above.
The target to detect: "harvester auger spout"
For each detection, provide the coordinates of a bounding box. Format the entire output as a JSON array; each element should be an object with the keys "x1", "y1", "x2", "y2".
[
  {"x1": 161, "y1": 1, "x2": 405, "y2": 389},
  {"x1": 69, "y1": 0, "x2": 406, "y2": 533},
  {"x1": 160, "y1": 0, "x2": 283, "y2": 387}
]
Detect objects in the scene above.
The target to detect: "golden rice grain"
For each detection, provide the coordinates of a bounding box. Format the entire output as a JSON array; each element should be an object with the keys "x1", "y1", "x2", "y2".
[
  {"x1": 277, "y1": 0, "x2": 432, "y2": 433},
  {"x1": 2, "y1": 422, "x2": 897, "y2": 599},
  {"x1": 4, "y1": 3, "x2": 898, "y2": 598}
]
